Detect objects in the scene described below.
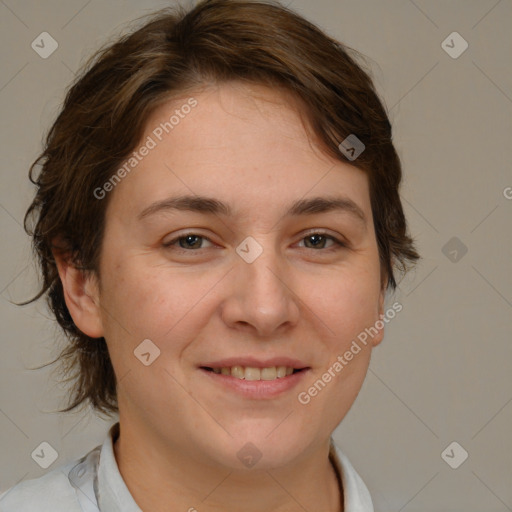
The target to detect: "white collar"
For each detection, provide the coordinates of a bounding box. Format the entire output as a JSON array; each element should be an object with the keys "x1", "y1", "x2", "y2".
[{"x1": 71, "y1": 423, "x2": 373, "y2": 511}]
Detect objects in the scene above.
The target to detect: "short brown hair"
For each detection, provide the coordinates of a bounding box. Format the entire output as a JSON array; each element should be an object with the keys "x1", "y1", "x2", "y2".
[{"x1": 24, "y1": 0, "x2": 420, "y2": 415}]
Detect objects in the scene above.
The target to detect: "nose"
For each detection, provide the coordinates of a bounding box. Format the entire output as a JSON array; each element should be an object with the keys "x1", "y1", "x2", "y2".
[{"x1": 219, "y1": 240, "x2": 301, "y2": 337}]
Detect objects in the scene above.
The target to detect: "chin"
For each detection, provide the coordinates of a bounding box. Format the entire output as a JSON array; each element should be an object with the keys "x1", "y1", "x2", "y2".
[{"x1": 203, "y1": 426, "x2": 317, "y2": 472}]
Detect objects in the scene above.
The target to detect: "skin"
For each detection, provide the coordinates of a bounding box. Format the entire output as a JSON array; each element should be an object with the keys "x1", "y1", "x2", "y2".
[{"x1": 56, "y1": 81, "x2": 387, "y2": 512}]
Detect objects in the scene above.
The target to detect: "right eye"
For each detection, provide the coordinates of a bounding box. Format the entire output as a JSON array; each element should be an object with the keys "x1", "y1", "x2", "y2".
[{"x1": 163, "y1": 233, "x2": 215, "y2": 251}]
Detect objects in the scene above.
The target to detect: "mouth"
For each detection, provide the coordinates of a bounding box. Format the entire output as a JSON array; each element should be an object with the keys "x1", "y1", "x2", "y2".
[
  {"x1": 199, "y1": 365, "x2": 307, "y2": 381},
  {"x1": 197, "y1": 357, "x2": 311, "y2": 399}
]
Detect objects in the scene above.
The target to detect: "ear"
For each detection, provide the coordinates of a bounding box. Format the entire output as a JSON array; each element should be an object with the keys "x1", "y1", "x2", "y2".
[{"x1": 53, "y1": 249, "x2": 104, "y2": 339}]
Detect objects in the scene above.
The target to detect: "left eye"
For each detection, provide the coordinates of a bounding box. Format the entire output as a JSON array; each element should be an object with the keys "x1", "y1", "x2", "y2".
[{"x1": 298, "y1": 233, "x2": 344, "y2": 250}]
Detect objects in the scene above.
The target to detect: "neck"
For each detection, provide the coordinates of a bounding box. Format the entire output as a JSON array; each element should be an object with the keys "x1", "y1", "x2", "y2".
[{"x1": 113, "y1": 421, "x2": 342, "y2": 512}]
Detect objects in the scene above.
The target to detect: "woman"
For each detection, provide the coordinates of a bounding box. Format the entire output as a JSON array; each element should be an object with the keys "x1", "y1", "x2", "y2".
[{"x1": 1, "y1": 1, "x2": 419, "y2": 510}]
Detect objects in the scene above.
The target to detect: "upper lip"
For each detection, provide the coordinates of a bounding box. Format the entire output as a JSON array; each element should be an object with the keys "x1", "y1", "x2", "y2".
[{"x1": 199, "y1": 356, "x2": 310, "y2": 369}]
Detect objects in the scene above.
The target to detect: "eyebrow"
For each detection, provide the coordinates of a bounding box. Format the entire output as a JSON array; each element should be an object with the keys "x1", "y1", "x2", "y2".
[{"x1": 138, "y1": 194, "x2": 367, "y2": 228}]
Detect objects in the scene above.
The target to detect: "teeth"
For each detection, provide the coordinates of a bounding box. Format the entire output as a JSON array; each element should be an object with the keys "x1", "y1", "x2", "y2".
[
  {"x1": 260, "y1": 367, "x2": 276, "y2": 380},
  {"x1": 210, "y1": 366, "x2": 298, "y2": 380},
  {"x1": 231, "y1": 366, "x2": 245, "y2": 379},
  {"x1": 276, "y1": 366, "x2": 287, "y2": 378}
]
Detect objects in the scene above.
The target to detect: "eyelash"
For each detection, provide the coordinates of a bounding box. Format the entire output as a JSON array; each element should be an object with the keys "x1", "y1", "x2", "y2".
[{"x1": 162, "y1": 231, "x2": 347, "y2": 253}]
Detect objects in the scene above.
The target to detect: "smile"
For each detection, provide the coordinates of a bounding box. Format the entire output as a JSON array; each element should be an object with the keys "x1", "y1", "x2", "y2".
[
  {"x1": 201, "y1": 365, "x2": 302, "y2": 380},
  {"x1": 199, "y1": 366, "x2": 310, "y2": 399}
]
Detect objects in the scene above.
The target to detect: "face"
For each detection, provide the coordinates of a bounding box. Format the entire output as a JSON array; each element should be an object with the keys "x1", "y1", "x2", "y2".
[{"x1": 73, "y1": 81, "x2": 386, "y2": 470}]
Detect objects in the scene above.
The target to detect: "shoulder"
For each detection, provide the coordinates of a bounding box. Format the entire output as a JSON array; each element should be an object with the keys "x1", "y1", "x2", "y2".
[{"x1": 0, "y1": 460, "x2": 84, "y2": 512}]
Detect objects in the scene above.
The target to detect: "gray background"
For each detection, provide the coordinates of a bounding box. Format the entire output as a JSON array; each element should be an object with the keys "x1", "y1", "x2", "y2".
[{"x1": 1, "y1": 0, "x2": 511, "y2": 510}]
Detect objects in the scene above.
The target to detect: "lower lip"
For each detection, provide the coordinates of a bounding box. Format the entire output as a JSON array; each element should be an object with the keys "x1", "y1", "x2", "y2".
[{"x1": 199, "y1": 368, "x2": 310, "y2": 399}]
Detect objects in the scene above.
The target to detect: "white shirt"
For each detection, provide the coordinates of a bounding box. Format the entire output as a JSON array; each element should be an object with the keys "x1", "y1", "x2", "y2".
[{"x1": 0, "y1": 423, "x2": 373, "y2": 511}]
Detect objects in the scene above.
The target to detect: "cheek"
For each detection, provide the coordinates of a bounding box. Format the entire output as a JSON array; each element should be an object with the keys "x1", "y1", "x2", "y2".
[
  {"x1": 309, "y1": 276, "x2": 376, "y2": 414},
  {"x1": 309, "y1": 265, "x2": 381, "y2": 343},
  {"x1": 99, "y1": 257, "x2": 221, "y2": 351}
]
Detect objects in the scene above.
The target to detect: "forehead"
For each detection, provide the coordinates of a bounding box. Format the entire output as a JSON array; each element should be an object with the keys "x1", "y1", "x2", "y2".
[
  {"x1": 147, "y1": 81, "x2": 328, "y2": 161},
  {"x1": 106, "y1": 81, "x2": 372, "y2": 224}
]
